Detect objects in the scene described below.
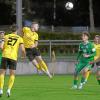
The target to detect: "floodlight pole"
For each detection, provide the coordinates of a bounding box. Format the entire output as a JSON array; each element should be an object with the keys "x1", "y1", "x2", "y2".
[
  {"x1": 16, "y1": 0, "x2": 22, "y2": 34},
  {"x1": 52, "y1": 0, "x2": 56, "y2": 32},
  {"x1": 89, "y1": 0, "x2": 95, "y2": 32}
]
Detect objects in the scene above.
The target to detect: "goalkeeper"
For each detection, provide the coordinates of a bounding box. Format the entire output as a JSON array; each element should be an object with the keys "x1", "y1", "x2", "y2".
[{"x1": 72, "y1": 32, "x2": 96, "y2": 89}]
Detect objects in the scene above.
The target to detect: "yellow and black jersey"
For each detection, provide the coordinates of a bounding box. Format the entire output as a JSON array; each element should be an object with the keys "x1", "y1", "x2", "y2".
[
  {"x1": 22, "y1": 27, "x2": 38, "y2": 48},
  {"x1": 2, "y1": 33, "x2": 24, "y2": 60},
  {"x1": 94, "y1": 43, "x2": 100, "y2": 60}
]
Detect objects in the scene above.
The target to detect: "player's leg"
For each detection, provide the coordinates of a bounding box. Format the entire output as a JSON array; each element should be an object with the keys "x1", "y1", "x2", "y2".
[
  {"x1": 83, "y1": 64, "x2": 94, "y2": 84},
  {"x1": 25, "y1": 48, "x2": 43, "y2": 72},
  {"x1": 35, "y1": 56, "x2": 52, "y2": 78},
  {"x1": 0, "y1": 57, "x2": 7, "y2": 96},
  {"x1": 32, "y1": 59, "x2": 44, "y2": 71},
  {"x1": 0, "y1": 69, "x2": 5, "y2": 97},
  {"x1": 32, "y1": 48, "x2": 52, "y2": 78},
  {"x1": 7, "y1": 69, "x2": 15, "y2": 97},
  {"x1": 78, "y1": 68, "x2": 89, "y2": 89},
  {"x1": 84, "y1": 70, "x2": 91, "y2": 83},
  {"x1": 96, "y1": 62, "x2": 100, "y2": 85},
  {"x1": 78, "y1": 64, "x2": 92, "y2": 89},
  {"x1": 7, "y1": 59, "x2": 16, "y2": 97},
  {"x1": 72, "y1": 62, "x2": 85, "y2": 89}
]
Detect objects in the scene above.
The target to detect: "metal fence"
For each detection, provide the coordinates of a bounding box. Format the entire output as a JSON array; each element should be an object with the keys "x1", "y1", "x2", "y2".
[
  {"x1": 15, "y1": 40, "x2": 97, "y2": 74},
  {"x1": 38, "y1": 40, "x2": 81, "y2": 61}
]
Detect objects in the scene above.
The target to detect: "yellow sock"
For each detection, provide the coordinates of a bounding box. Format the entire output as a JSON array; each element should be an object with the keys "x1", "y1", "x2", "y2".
[
  {"x1": 0, "y1": 74, "x2": 4, "y2": 89},
  {"x1": 36, "y1": 63, "x2": 45, "y2": 72},
  {"x1": 85, "y1": 71, "x2": 90, "y2": 80},
  {"x1": 8, "y1": 75, "x2": 15, "y2": 90},
  {"x1": 38, "y1": 60, "x2": 48, "y2": 72},
  {"x1": 35, "y1": 63, "x2": 41, "y2": 70}
]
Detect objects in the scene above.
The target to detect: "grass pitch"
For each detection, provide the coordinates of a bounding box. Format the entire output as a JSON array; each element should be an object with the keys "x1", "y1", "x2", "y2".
[{"x1": 0, "y1": 75, "x2": 100, "y2": 100}]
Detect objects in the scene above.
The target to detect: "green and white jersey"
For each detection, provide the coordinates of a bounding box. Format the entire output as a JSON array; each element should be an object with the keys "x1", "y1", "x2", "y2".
[{"x1": 77, "y1": 41, "x2": 96, "y2": 62}]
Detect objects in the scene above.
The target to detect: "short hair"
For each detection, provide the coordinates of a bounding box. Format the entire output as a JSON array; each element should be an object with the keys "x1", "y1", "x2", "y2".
[
  {"x1": 9, "y1": 24, "x2": 17, "y2": 32},
  {"x1": 82, "y1": 31, "x2": 90, "y2": 37},
  {"x1": 31, "y1": 22, "x2": 39, "y2": 26}
]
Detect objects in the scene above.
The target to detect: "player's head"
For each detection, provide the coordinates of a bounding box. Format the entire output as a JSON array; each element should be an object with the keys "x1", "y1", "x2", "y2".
[
  {"x1": 10, "y1": 24, "x2": 17, "y2": 33},
  {"x1": 30, "y1": 22, "x2": 39, "y2": 32},
  {"x1": 0, "y1": 31, "x2": 5, "y2": 38},
  {"x1": 81, "y1": 31, "x2": 90, "y2": 42},
  {"x1": 94, "y1": 35, "x2": 100, "y2": 44}
]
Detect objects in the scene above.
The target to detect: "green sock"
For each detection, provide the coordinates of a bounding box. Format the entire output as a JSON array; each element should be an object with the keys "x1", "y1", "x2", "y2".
[
  {"x1": 74, "y1": 80, "x2": 78, "y2": 85},
  {"x1": 81, "y1": 77, "x2": 85, "y2": 83},
  {"x1": 97, "y1": 80, "x2": 100, "y2": 85}
]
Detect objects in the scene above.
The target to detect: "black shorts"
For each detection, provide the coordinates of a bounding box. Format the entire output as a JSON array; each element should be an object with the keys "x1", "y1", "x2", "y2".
[
  {"x1": 0, "y1": 57, "x2": 17, "y2": 70},
  {"x1": 96, "y1": 61, "x2": 100, "y2": 66},
  {"x1": 25, "y1": 48, "x2": 41, "y2": 61}
]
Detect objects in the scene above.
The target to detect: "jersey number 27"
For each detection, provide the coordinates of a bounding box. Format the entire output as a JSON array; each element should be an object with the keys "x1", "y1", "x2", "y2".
[{"x1": 7, "y1": 37, "x2": 18, "y2": 46}]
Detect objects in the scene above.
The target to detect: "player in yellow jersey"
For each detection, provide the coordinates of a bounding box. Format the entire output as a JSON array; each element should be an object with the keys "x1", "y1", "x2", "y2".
[
  {"x1": 94, "y1": 35, "x2": 100, "y2": 85},
  {"x1": 0, "y1": 31, "x2": 5, "y2": 66},
  {"x1": 84, "y1": 35, "x2": 100, "y2": 85},
  {"x1": 22, "y1": 22, "x2": 52, "y2": 78},
  {"x1": 0, "y1": 25, "x2": 26, "y2": 97}
]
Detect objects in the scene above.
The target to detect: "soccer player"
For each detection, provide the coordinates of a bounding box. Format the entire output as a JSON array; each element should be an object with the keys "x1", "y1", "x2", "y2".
[
  {"x1": 0, "y1": 25, "x2": 26, "y2": 97},
  {"x1": 22, "y1": 22, "x2": 52, "y2": 78},
  {"x1": 0, "y1": 31, "x2": 5, "y2": 67},
  {"x1": 93, "y1": 35, "x2": 100, "y2": 85},
  {"x1": 83, "y1": 35, "x2": 100, "y2": 85},
  {"x1": 72, "y1": 32, "x2": 96, "y2": 89}
]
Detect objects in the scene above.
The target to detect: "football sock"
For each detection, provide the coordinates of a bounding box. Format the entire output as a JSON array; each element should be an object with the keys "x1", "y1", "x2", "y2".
[
  {"x1": 81, "y1": 77, "x2": 85, "y2": 83},
  {"x1": 97, "y1": 80, "x2": 100, "y2": 85},
  {"x1": 73, "y1": 80, "x2": 78, "y2": 85},
  {"x1": 38, "y1": 60, "x2": 48, "y2": 71},
  {"x1": 38, "y1": 60, "x2": 52, "y2": 77},
  {"x1": 85, "y1": 71, "x2": 90, "y2": 81},
  {"x1": 0, "y1": 74, "x2": 4, "y2": 89},
  {"x1": 96, "y1": 76, "x2": 100, "y2": 85},
  {"x1": 8, "y1": 75, "x2": 15, "y2": 90}
]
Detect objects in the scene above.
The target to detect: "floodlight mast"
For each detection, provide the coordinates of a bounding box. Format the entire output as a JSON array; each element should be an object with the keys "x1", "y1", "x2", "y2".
[
  {"x1": 52, "y1": 0, "x2": 56, "y2": 32},
  {"x1": 16, "y1": 0, "x2": 22, "y2": 34}
]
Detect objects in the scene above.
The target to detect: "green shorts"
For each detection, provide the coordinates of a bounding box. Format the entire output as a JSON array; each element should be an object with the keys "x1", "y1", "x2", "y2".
[{"x1": 75, "y1": 61, "x2": 92, "y2": 74}]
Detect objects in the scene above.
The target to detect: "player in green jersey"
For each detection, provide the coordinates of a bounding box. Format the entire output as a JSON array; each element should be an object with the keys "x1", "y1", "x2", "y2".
[
  {"x1": 0, "y1": 31, "x2": 5, "y2": 66},
  {"x1": 72, "y1": 32, "x2": 96, "y2": 89}
]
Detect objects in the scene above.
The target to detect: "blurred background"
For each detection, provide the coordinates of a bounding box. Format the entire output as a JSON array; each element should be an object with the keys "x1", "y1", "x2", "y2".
[
  {"x1": 0, "y1": 0, "x2": 100, "y2": 32},
  {"x1": 0, "y1": 0, "x2": 99, "y2": 74}
]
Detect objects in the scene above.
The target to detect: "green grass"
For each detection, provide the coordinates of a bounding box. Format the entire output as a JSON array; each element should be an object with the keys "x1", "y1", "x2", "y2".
[{"x1": 0, "y1": 75, "x2": 100, "y2": 100}]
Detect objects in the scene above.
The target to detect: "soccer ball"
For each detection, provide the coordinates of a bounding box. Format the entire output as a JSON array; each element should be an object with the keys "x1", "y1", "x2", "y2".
[{"x1": 65, "y1": 2, "x2": 74, "y2": 10}]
